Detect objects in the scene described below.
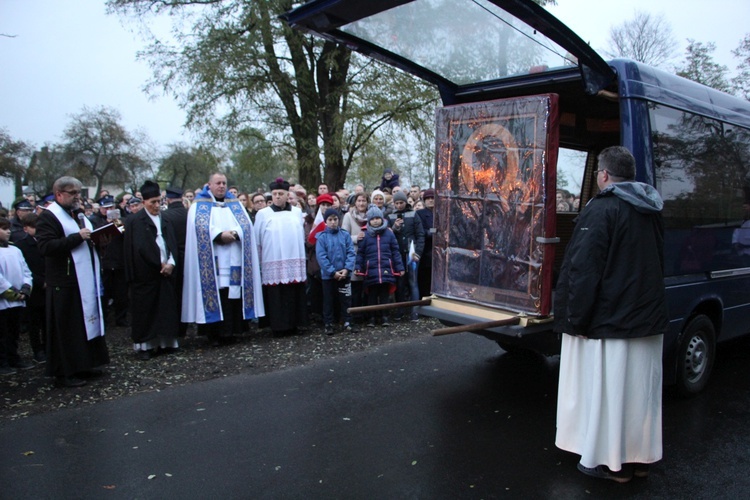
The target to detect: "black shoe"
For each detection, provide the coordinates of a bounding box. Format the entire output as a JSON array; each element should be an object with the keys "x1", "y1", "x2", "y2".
[
  {"x1": 381, "y1": 318, "x2": 391, "y2": 327},
  {"x1": 324, "y1": 325, "x2": 335, "y2": 336},
  {"x1": 33, "y1": 351, "x2": 47, "y2": 364},
  {"x1": 632, "y1": 463, "x2": 650, "y2": 478},
  {"x1": 137, "y1": 350, "x2": 154, "y2": 361},
  {"x1": 77, "y1": 369, "x2": 105, "y2": 379},
  {"x1": 577, "y1": 463, "x2": 633, "y2": 483},
  {"x1": 0, "y1": 366, "x2": 15, "y2": 376},
  {"x1": 54, "y1": 377, "x2": 87, "y2": 388},
  {"x1": 11, "y1": 360, "x2": 35, "y2": 371}
]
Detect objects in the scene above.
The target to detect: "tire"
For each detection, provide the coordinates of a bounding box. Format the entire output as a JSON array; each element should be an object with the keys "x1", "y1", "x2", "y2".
[{"x1": 675, "y1": 315, "x2": 716, "y2": 396}]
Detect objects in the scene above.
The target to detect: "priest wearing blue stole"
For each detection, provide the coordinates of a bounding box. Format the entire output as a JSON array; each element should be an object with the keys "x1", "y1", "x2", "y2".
[{"x1": 182, "y1": 173, "x2": 264, "y2": 345}]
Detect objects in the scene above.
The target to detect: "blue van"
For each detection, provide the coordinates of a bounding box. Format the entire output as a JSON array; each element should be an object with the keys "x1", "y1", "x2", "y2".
[{"x1": 283, "y1": 0, "x2": 750, "y2": 394}]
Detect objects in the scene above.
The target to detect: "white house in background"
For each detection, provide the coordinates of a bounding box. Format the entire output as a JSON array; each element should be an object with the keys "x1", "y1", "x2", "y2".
[
  {"x1": 0, "y1": 178, "x2": 119, "y2": 211},
  {"x1": 0, "y1": 177, "x2": 14, "y2": 210}
]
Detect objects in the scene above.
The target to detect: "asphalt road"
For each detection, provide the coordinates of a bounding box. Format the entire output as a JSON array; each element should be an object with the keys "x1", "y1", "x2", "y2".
[{"x1": 2, "y1": 332, "x2": 750, "y2": 499}]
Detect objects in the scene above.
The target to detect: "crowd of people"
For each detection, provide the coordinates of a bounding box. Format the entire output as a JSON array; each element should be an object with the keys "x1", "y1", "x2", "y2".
[
  {"x1": 1, "y1": 150, "x2": 670, "y2": 484},
  {"x1": 0, "y1": 169, "x2": 436, "y2": 388}
]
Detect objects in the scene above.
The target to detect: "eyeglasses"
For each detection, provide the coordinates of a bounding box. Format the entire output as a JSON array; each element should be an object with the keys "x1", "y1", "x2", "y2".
[{"x1": 62, "y1": 190, "x2": 81, "y2": 196}]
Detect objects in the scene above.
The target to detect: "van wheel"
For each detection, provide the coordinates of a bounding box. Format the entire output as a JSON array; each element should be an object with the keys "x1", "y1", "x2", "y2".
[{"x1": 676, "y1": 315, "x2": 715, "y2": 396}]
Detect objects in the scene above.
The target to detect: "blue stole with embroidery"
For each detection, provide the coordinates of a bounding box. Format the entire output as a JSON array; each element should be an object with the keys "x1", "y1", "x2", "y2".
[{"x1": 194, "y1": 191, "x2": 256, "y2": 322}]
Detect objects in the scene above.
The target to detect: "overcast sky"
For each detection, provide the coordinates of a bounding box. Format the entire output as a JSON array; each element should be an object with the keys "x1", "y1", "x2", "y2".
[{"x1": 1, "y1": 0, "x2": 748, "y2": 152}]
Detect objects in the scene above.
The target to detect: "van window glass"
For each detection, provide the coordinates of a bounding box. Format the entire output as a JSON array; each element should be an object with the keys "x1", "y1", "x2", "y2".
[
  {"x1": 651, "y1": 104, "x2": 750, "y2": 275},
  {"x1": 341, "y1": 0, "x2": 577, "y2": 86},
  {"x1": 556, "y1": 148, "x2": 586, "y2": 212}
]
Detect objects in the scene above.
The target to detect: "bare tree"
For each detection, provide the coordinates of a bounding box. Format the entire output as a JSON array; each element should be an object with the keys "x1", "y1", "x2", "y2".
[
  {"x1": 62, "y1": 106, "x2": 150, "y2": 195},
  {"x1": 606, "y1": 11, "x2": 678, "y2": 68}
]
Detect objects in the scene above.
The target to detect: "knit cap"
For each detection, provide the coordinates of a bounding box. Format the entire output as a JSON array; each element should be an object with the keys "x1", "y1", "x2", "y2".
[
  {"x1": 393, "y1": 190, "x2": 408, "y2": 203},
  {"x1": 371, "y1": 189, "x2": 385, "y2": 200},
  {"x1": 324, "y1": 208, "x2": 339, "y2": 221},
  {"x1": 366, "y1": 206, "x2": 383, "y2": 221}
]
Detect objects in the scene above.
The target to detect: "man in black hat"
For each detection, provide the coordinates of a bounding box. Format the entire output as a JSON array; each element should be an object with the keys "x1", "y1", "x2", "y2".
[
  {"x1": 10, "y1": 197, "x2": 34, "y2": 243},
  {"x1": 37, "y1": 193, "x2": 55, "y2": 214},
  {"x1": 161, "y1": 186, "x2": 189, "y2": 336},
  {"x1": 127, "y1": 196, "x2": 143, "y2": 214},
  {"x1": 124, "y1": 181, "x2": 181, "y2": 359},
  {"x1": 89, "y1": 195, "x2": 116, "y2": 227}
]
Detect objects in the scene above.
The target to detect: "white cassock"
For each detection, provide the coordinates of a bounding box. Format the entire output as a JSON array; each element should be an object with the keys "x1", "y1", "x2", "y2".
[{"x1": 182, "y1": 192, "x2": 264, "y2": 323}]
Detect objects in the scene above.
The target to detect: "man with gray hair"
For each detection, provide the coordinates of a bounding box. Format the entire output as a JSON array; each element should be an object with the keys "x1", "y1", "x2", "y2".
[
  {"x1": 554, "y1": 146, "x2": 669, "y2": 483},
  {"x1": 36, "y1": 176, "x2": 109, "y2": 388}
]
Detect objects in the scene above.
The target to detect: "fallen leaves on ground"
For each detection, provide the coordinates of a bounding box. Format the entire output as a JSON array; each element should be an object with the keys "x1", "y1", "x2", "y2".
[{"x1": 1, "y1": 318, "x2": 437, "y2": 420}]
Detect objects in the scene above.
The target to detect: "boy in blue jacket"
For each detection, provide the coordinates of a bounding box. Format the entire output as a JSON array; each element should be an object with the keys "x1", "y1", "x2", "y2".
[
  {"x1": 355, "y1": 206, "x2": 404, "y2": 327},
  {"x1": 316, "y1": 209, "x2": 357, "y2": 335}
]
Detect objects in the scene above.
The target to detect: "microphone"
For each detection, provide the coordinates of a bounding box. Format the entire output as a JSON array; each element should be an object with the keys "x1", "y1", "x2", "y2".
[{"x1": 77, "y1": 212, "x2": 94, "y2": 248}]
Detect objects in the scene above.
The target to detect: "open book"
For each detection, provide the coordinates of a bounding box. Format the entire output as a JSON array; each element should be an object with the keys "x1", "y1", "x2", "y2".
[{"x1": 90, "y1": 223, "x2": 124, "y2": 246}]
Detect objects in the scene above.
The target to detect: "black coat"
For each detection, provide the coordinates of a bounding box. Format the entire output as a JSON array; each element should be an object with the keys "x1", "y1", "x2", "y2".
[
  {"x1": 123, "y1": 209, "x2": 180, "y2": 343},
  {"x1": 14, "y1": 234, "x2": 45, "y2": 308},
  {"x1": 161, "y1": 201, "x2": 188, "y2": 274},
  {"x1": 553, "y1": 191, "x2": 669, "y2": 339},
  {"x1": 387, "y1": 208, "x2": 425, "y2": 261},
  {"x1": 36, "y1": 209, "x2": 88, "y2": 288},
  {"x1": 416, "y1": 207, "x2": 434, "y2": 267},
  {"x1": 36, "y1": 207, "x2": 109, "y2": 377}
]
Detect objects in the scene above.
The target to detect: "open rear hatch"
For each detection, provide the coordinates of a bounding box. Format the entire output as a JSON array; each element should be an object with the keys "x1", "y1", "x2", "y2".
[
  {"x1": 281, "y1": 0, "x2": 615, "y2": 103},
  {"x1": 282, "y1": 0, "x2": 615, "y2": 338}
]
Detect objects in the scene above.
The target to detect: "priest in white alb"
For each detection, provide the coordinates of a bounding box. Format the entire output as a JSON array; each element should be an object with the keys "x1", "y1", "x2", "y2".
[{"x1": 182, "y1": 173, "x2": 264, "y2": 345}]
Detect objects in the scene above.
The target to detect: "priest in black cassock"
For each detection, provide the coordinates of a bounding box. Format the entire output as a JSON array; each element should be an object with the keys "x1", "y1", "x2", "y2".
[
  {"x1": 36, "y1": 176, "x2": 109, "y2": 388},
  {"x1": 124, "y1": 181, "x2": 181, "y2": 360}
]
